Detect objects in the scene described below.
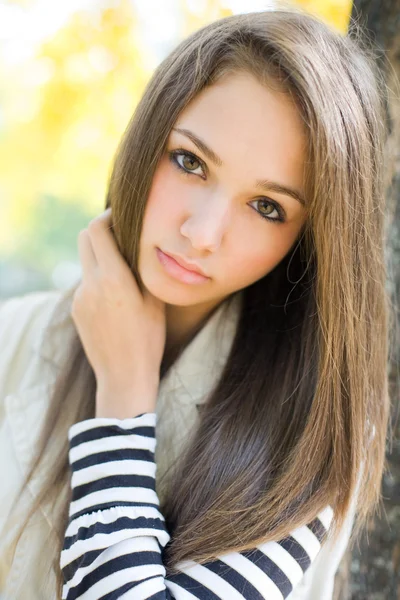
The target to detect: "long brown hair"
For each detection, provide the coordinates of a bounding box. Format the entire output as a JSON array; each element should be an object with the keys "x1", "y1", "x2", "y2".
[{"x1": 4, "y1": 7, "x2": 395, "y2": 597}]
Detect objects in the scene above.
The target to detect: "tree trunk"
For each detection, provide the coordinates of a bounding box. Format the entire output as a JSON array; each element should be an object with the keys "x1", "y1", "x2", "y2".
[{"x1": 333, "y1": 1, "x2": 400, "y2": 598}]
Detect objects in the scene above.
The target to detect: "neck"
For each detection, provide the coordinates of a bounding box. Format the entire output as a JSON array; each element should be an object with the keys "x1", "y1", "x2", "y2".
[
  {"x1": 164, "y1": 299, "x2": 221, "y2": 354},
  {"x1": 159, "y1": 293, "x2": 238, "y2": 379}
]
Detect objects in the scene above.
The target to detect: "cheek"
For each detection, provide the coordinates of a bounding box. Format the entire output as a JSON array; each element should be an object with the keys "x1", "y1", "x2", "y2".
[
  {"x1": 228, "y1": 247, "x2": 272, "y2": 283},
  {"x1": 142, "y1": 161, "x2": 182, "y2": 234},
  {"x1": 225, "y1": 231, "x2": 296, "y2": 286},
  {"x1": 142, "y1": 166, "x2": 178, "y2": 238}
]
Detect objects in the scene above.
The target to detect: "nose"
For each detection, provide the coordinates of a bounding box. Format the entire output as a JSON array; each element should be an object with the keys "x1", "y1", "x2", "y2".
[{"x1": 180, "y1": 194, "x2": 231, "y2": 252}]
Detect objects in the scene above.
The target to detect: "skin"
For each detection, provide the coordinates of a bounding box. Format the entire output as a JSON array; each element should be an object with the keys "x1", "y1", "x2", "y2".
[
  {"x1": 72, "y1": 71, "x2": 309, "y2": 418},
  {"x1": 139, "y1": 71, "x2": 308, "y2": 352}
]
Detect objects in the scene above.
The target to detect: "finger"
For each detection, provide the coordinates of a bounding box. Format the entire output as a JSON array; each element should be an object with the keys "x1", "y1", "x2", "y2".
[
  {"x1": 95, "y1": 207, "x2": 112, "y2": 224},
  {"x1": 87, "y1": 209, "x2": 123, "y2": 272},
  {"x1": 78, "y1": 229, "x2": 98, "y2": 278}
]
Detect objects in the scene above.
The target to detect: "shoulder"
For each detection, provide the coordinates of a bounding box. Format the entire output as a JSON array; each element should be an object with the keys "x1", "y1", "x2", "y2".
[
  {"x1": 0, "y1": 289, "x2": 67, "y2": 397},
  {"x1": 0, "y1": 289, "x2": 63, "y2": 352},
  {"x1": 0, "y1": 288, "x2": 62, "y2": 325}
]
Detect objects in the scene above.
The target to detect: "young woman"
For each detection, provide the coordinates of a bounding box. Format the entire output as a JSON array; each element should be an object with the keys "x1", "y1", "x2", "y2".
[{"x1": 0, "y1": 8, "x2": 394, "y2": 600}]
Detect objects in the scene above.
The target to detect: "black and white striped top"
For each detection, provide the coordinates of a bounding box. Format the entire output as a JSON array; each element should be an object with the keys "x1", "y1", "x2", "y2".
[{"x1": 60, "y1": 412, "x2": 334, "y2": 600}]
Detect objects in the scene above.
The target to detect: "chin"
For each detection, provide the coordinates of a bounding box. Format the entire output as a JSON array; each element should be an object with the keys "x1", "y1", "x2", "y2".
[{"x1": 140, "y1": 271, "x2": 209, "y2": 306}]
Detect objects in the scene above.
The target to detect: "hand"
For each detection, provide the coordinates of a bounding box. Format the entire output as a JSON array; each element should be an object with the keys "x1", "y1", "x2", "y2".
[{"x1": 71, "y1": 207, "x2": 166, "y2": 419}]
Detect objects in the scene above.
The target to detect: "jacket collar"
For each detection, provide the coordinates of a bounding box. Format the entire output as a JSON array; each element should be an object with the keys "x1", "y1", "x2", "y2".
[{"x1": 157, "y1": 291, "x2": 242, "y2": 407}]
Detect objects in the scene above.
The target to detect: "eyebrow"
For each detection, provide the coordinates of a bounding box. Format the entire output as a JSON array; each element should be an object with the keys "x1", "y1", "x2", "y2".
[{"x1": 172, "y1": 127, "x2": 306, "y2": 207}]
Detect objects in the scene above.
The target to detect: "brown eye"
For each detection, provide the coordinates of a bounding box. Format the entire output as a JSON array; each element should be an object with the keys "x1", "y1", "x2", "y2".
[
  {"x1": 257, "y1": 200, "x2": 275, "y2": 216},
  {"x1": 169, "y1": 149, "x2": 205, "y2": 178},
  {"x1": 249, "y1": 198, "x2": 285, "y2": 223},
  {"x1": 182, "y1": 155, "x2": 200, "y2": 171}
]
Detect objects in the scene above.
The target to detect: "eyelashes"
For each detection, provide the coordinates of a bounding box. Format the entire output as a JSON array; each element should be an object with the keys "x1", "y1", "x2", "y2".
[
  {"x1": 167, "y1": 148, "x2": 286, "y2": 224},
  {"x1": 168, "y1": 148, "x2": 206, "y2": 178}
]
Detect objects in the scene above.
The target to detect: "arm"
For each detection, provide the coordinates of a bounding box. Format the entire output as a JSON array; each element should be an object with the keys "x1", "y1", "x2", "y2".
[{"x1": 60, "y1": 412, "x2": 334, "y2": 600}]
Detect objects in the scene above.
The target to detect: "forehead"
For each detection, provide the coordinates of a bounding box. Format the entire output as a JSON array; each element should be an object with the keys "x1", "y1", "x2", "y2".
[{"x1": 172, "y1": 72, "x2": 307, "y2": 194}]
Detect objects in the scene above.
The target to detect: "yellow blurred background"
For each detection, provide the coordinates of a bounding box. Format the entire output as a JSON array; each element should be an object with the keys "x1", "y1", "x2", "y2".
[{"x1": 0, "y1": 0, "x2": 352, "y2": 298}]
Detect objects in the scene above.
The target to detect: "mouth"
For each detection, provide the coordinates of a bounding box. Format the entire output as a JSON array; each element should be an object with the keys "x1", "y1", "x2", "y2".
[
  {"x1": 163, "y1": 251, "x2": 208, "y2": 277},
  {"x1": 156, "y1": 248, "x2": 210, "y2": 284}
]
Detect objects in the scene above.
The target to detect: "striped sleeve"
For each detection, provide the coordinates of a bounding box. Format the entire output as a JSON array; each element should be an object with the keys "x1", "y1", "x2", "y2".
[{"x1": 60, "y1": 413, "x2": 334, "y2": 600}]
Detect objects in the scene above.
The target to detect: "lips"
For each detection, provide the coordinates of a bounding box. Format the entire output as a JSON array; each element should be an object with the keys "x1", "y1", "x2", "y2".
[
  {"x1": 156, "y1": 248, "x2": 210, "y2": 285},
  {"x1": 161, "y1": 251, "x2": 209, "y2": 277}
]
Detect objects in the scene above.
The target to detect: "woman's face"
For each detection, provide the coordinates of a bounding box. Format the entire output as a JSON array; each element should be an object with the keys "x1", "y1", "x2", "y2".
[{"x1": 139, "y1": 71, "x2": 308, "y2": 313}]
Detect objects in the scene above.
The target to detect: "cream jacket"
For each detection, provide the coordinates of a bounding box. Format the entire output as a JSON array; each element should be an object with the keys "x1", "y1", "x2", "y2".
[{"x1": 0, "y1": 290, "x2": 356, "y2": 600}]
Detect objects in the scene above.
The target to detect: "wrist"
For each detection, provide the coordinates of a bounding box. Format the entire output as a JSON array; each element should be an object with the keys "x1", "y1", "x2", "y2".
[{"x1": 95, "y1": 378, "x2": 158, "y2": 420}]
